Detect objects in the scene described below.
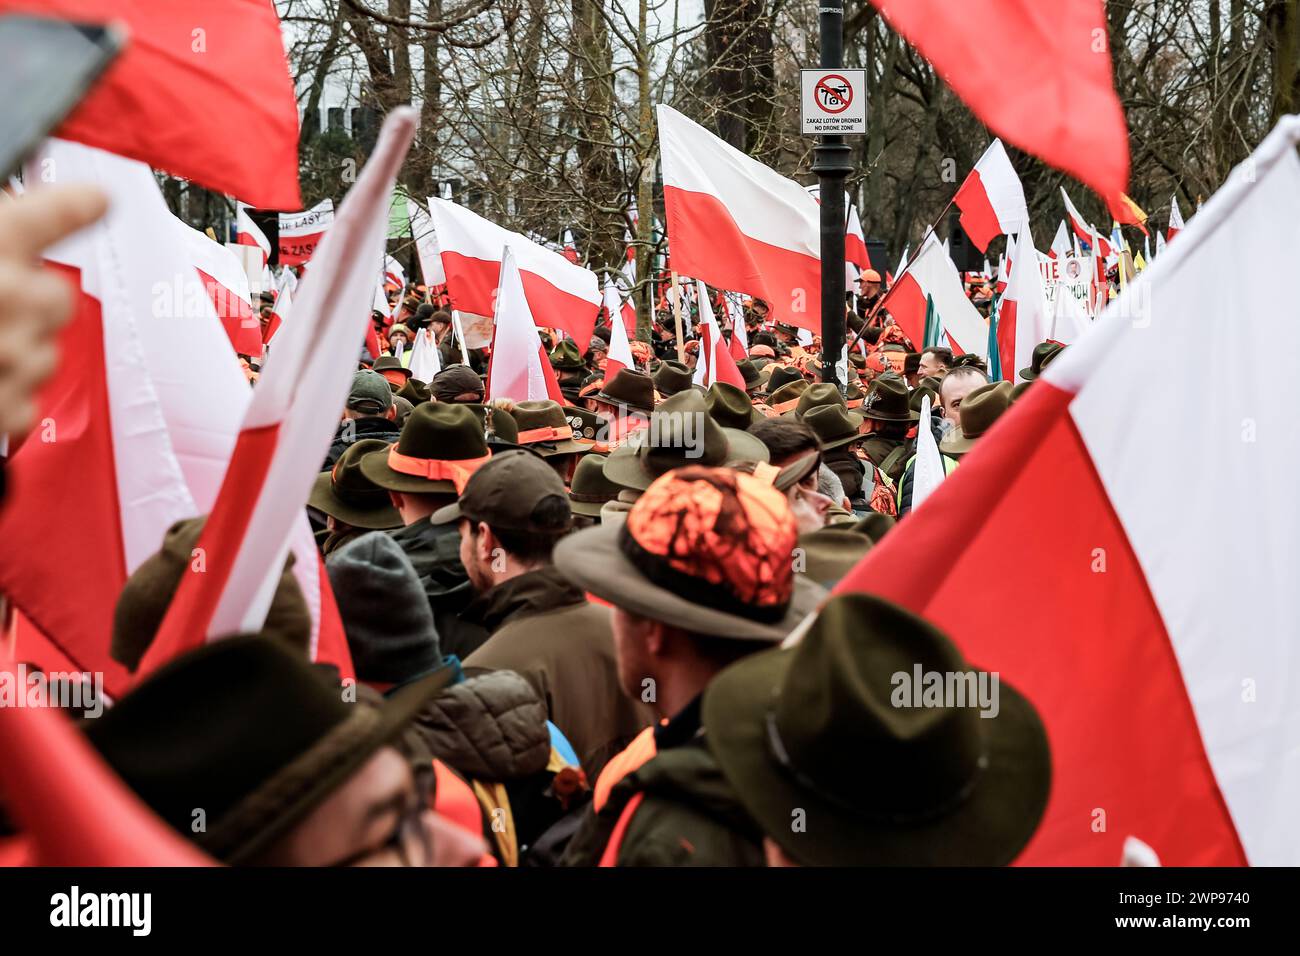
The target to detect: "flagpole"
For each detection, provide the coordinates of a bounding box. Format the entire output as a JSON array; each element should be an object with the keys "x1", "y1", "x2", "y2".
[
  {"x1": 670, "y1": 270, "x2": 686, "y2": 363},
  {"x1": 814, "y1": 0, "x2": 852, "y2": 393}
]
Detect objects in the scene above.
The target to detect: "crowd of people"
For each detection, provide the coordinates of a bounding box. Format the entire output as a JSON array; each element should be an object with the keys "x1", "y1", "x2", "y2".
[{"x1": 0, "y1": 222, "x2": 1076, "y2": 868}]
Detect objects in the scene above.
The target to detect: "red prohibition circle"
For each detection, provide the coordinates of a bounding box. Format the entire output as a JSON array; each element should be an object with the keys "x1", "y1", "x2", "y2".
[{"x1": 815, "y1": 75, "x2": 853, "y2": 114}]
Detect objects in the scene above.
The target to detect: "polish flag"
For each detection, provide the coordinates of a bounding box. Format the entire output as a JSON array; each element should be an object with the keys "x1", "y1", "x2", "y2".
[
  {"x1": 836, "y1": 117, "x2": 1300, "y2": 866},
  {"x1": 878, "y1": 234, "x2": 988, "y2": 357},
  {"x1": 0, "y1": 657, "x2": 213, "y2": 865},
  {"x1": 846, "y1": 201, "x2": 872, "y2": 272},
  {"x1": 178, "y1": 219, "x2": 264, "y2": 358},
  {"x1": 602, "y1": 280, "x2": 637, "y2": 383},
  {"x1": 1061, "y1": 188, "x2": 1113, "y2": 257},
  {"x1": 691, "y1": 280, "x2": 747, "y2": 390},
  {"x1": 864, "y1": 0, "x2": 1127, "y2": 201},
  {"x1": 278, "y1": 199, "x2": 335, "y2": 266},
  {"x1": 236, "y1": 203, "x2": 272, "y2": 264},
  {"x1": 1168, "y1": 194, "x2": 1186, "y2": 241},
  {"x1": 659, "y1": 105, "x2": 820, "y2": 332},
  {"x1": 384, "y1": 254, "x2": 406, "y2": 290},
  {"x1": 427, "y1": 198, "x2": 601, "y2": 349},
  {"x1": 409, "y1": 199, "x2": 445, "y2": 286},
  {"x1": 997, "y1": 226, "x2": 1051, "y2": 379},
  {"x1": 1, "y1": 0, "x2": 301, "y2": 208},
  {"x1": 995, "y1": 252, "x2": 1009, "y2": 295},
  {"x1": 264, "y1": 280, "x2": 292, "y2": 345},
  {"x1": 0, "y1": 141, "x2": 252, "y2": 699},
  {"x1": 486, "y1": 246, "x2": 566, "y2": 404},
  {"x1": 135, "y1": 111, "x2": 426, "y2": 680},
  {"x1": 953, "y1": 139, "x2": 1029, "y2": 254},
  {"x1": 1048, "y1": 221, "x2": 1071, "y2": 260},
  {"x1": 563, "y1": 229, "x2": 580, "y2": 264}
]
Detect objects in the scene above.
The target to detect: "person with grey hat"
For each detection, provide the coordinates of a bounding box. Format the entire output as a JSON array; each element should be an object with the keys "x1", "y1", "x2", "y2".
[
  {"x1": 326, "y1": 532, "x2": 451, "y2": 692},
  {"x1": 443, "y1": 450, "x2": 652, "y2": 778},
  {"x1": 322, "y1": 369, "x2": 399, "y2": 470}
]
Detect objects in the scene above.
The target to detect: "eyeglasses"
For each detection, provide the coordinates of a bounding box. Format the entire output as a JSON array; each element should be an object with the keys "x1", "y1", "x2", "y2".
[{"x1": 329, "y1": 765, "x2": 436, "y2": 868}]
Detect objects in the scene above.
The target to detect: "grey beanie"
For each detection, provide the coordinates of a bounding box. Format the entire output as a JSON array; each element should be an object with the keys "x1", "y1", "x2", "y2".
[{"x1": 326, "y1": 532, "x2": 444, "y2": 684}]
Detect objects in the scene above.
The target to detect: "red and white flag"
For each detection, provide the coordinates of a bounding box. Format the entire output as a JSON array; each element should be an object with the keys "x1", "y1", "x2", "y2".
[
  {"x1": 0, "y1": 141, "x2": 252, "y2": 698},
  {"x1": 236, "y1": 203, "x2": 272, "y2": 264},
  {"x1": 865, "y1": 0, "x2": 1127, "y2": 201},
  {"x1": 562, "y1": 228, "x2": 580, "y2": 264},
  {"x1": 0, "y1": 656, "x2": 213, "y2": 866},
  {"x1": 1061, "y1": 187, "x2": 1113, "y2": 257},
  {"x1": 428, "y1": 198, "x2": 601, "y2": 349},
  {"x1": 953, "y1": 139, "x2": 1029, "y2": 253},
  {"x1": 278, "y1": 200, "x2": 335, "y2": 266},
  {"x1": 997, "y1": 226, "x2": 1050, "y2": 379},
  {"x1": 486, "y1": 246, "x2": 566, "y2": 404},
  {"x1": 1168, "y1": 194, "x2": 1186, "y2": 241},
  {"x1": 1048, "y1": 221, "x2": 1071, "y2": 260},
  {"x1": 0, "y1": 0, "x2": 301, "y2": 208},
  {"x1": 178, "y1": 218, "x2": 263, "y2": 358},
  {"x1": 409, "y1": 200, "x2": 445, "y2": 286},
  {"x1": 602, "y1": 280, "x2": 637, "y2": 382},
  {"x1": 879, "y1": 234, "x2": 988, "y2": 357},
  {"x1": 659, "y1": 105, "x2": 820, "y2": 332},
  {"x1": 384, "y1": 254, "x2": 406, "y2": 290},
  {"x1": 137, "y1": 110, "x2": 424, "y2": 680},
  {"x1": 836, "y1": 118, "x2": 1300, "y2": 865},
  {"x1": 264, "y1": 280, "x2": 292, "y2": 345},
  {"x1": 691, "y1": 280, "x2": 747, "y2": 390}
]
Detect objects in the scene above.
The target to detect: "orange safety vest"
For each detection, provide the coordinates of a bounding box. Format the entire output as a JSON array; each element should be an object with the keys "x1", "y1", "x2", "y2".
[{"x1": 592, "y1": 724, "x2": 659, "y2": 813}]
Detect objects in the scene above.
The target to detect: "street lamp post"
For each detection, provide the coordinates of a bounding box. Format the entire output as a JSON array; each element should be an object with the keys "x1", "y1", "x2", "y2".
[{"x1": 813, "y1": 0, "x2": 853, "y2": 392}]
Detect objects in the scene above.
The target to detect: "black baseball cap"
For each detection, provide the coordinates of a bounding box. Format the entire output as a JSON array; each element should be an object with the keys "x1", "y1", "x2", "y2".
[{"x1": 431, "y1": 450, "x2": 572, "y2": 533}]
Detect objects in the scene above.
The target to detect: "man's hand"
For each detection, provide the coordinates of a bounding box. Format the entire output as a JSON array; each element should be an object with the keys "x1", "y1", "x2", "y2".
[{"x1": 0, "y1": 185, "x2": 108, "y2": 437}]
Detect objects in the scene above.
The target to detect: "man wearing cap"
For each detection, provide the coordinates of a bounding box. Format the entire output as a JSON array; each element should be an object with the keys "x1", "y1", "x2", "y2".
[
  {"x1": 323, "y1": 370, "x2": 400, "y2": 469},
  {"x1": 859, "y1": 375, "x2": 917, "y2": 485},
  {"x1": 601, "y1": 389, "x2": 770, "y2": 508},
  {"x1": 857, "y1": 268, "x2": 883, "y2": 310},
  {"x1": 555, "y1": 466, "x2": 826, "y2": 866},
  {"x1": 373, "y1": 355, "x2": 413, "y2": 392},
  {"x1": 550, "y1": 340, "x2": 588, "y2": 404},
  {"x1": 937, "y1": 380, "x2": 1013, "y2": 459},
  {"x1": 360, "y1": 403, "x2": 495, "y2": 659},
  {"x1": 510, "y1": 399, "x2": 593, "y2": 484},
  {"x1": 590, "y1": 368, "x2": 656, "y2": 450},
  {"x1": 439, "y1": 451, "x2": 652, "y2": 778},
  {"x1": 429, "y1": 364, "x2": 485, "y2": 405},
  {"x1": 702, "y1": 592, "x2": 1050, "y2": 866},
  {"x1": 568, "y1": 453, "x2": 623, "y2": 527}
]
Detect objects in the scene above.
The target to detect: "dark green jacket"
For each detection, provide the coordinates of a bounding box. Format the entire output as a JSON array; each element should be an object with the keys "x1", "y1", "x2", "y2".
[
  {"x1": 388, "y1": 517, "x2": 488, "y2": 660},
  {"x1": 561, "y1": 719, "x2": 764, "y2": 867}
]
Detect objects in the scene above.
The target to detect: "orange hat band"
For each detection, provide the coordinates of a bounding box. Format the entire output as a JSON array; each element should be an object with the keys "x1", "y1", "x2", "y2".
[
  {"x1": 517, "y1": 424, "x2": 574, "y2": 444},
  {"x1": 386, "y1": 448, "x2": 490, "y2": 493}
]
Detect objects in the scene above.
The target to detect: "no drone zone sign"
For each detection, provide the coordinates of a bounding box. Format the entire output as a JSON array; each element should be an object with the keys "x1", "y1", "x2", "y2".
[{"x1": 800, "y1": 68, "x2": 867, "y2": 135}]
